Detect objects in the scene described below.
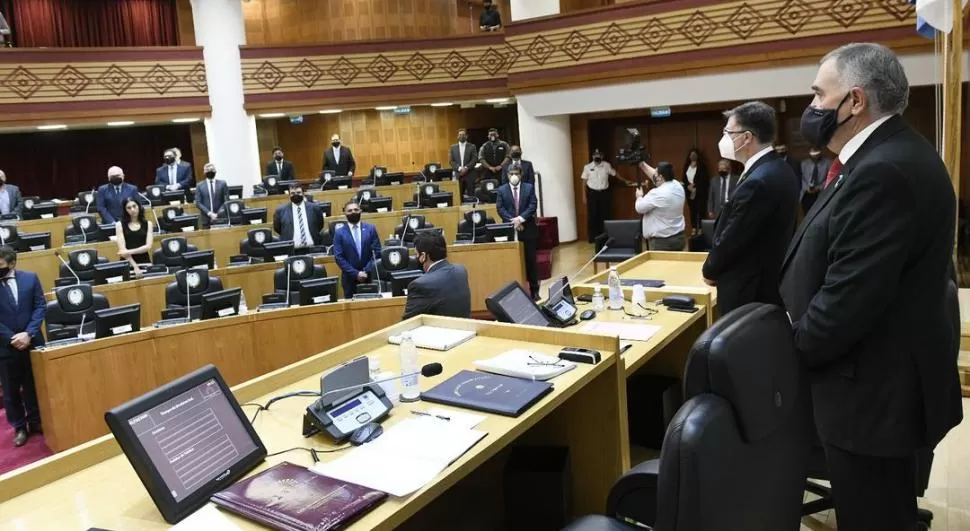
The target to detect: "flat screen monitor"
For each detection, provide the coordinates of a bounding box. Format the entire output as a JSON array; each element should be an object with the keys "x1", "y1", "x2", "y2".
[
  {"x1": 414, "y1": 227, "x2": 443, "y2": 239},
  {"x1": 362, "y1": 196, "x2": 392, "y2": 213},
  {"x1": 423, "y1": 192, "x2": 453, "y2": 208},
  {"x1": 20, "y1": 201, "x2": 58, "y2": 220},
  {"x1": 486, "y1": 223, "x2": 515, "y2": 243},
  {"x1": 485, "y1": 281, "x2": 551, "y2": 327},
  {"x1": 433, "y1": 169, "x2": 454, "y2": 182},
  {"x1": 313, "y1": 201, "x2": 332, "y2": 218},
  {"x1": 227, "y1": 185, "x2": 243, "y2": 200},
  {"x1": 390, "y1": 269, "x2": 422, "y2": 297},
  {"x1": 170, "y1": 215, "x2": 199, "y2": 233},
  {"x1": 95, "y1": 303, "x2": 142, "y2": 338},
  {"x1": 242, "y1": 207, "x2": 267, "y2": 225},
  {"x1": 262, "y1": 240, "x2": 295, "y2": 261},
  {"x1": 94, "y1": 261, "x2": 131, "y2": 285},
  {"x1": 18, "y1": 232, "x2": 50, "y2": 252},
  {"x1": 161, "y1": 190, "x2": 185, "y2": 205},
  {"x1": 181, "y1": 249, "x2": 215, "y2": 271},
  {"x1": 104, "y1": 365, "x2": 266, "y2": 524},
  {"x1": 298, "y1": 276, "x2": 338, "y2": 306},
  {"x1": 377, "y1": 172, "x2": 404, "y2": 186},
  {"x1": 200, "y1": 288, "x2": 242, "y2": 320},
  {"x1": 321, "y1": 175, "x2": 352, "y2": 190}
]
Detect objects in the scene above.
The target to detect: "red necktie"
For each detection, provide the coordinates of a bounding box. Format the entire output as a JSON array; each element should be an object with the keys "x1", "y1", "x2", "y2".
[
  {"x1": 512, "y1": 186, "x2": 519, "y2": 216},
  {"x1": 824, "y1": 159, "x2": 844, "y2": 189}
]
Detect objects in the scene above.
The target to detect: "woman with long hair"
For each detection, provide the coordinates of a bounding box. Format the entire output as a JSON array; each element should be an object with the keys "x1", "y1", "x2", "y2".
[
  {"x1": 115, "y1": 198, "x2": 153, "y2": 278},
  {"x1": 682, "y1": 148, "x2": 710, "y2": 235}
]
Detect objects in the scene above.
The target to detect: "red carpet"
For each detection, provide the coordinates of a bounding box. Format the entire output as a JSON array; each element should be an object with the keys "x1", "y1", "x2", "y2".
[{"x1": 0, "y1": 408, "x2": 52, "y2": 475}]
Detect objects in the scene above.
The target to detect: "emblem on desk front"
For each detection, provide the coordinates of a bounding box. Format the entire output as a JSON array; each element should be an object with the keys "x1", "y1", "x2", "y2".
[
  {"x1": 24, "y1": 199, "x2": 34, "y2": 209},
  {"x1": 409, "y1": 218, "x2": 420, "y2": 229},
  {"x1": 472, "y1": 212, "x2": 482, "y2": 224},
  {"x1": 230, "y1": 203, "x2": 240, "y2": 214},
  {"x1": 152, "y1": 188, "x2": 161, "y2": 197},
  {"x1": 67, "y1": 288, "x2": 84, "y2": 306},
  {"x1": 486, "y1": 182, "x2": 495, "y2": 191},
  {"x1": 375, "y1": 168, "x2": 383, "y2": 177},
  {"x1": 84, "y1": 194, "x2": 94, "y2": 204},
  {"x1": 268, "y1": 178, "x2": 277, "y2": 186},
  {"x1": 292, "y1": 259, "x2": 307, "y2": 275},
  {"x1": 429, "y1": 165, "x2": 437, "y2": 173},
  {"x1": 79, "y1": 217, "x2": 91, "y2": 230},
  {"x1": 324, "y1": 173, "x2": 332, "y2": 181},
  {"x1": 167, "y1": 209, "x2": 177, "y2": 219},
  {"x1": 362, "y1": 191, "x2": 371, "y2": 200}
]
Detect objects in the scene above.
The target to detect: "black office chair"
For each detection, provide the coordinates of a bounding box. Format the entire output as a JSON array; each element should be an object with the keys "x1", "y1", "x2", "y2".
[
  {"x1": 565, "y1": 303, "x2": 809, "y2": 531},
  {"x1": 374, "y1": 246, "x2": 418, "y2": 291},
  {"x1": 273, "y1": 255, "x2": 327, "y2": 300},
  {"x1": 164, "y1": 268, "x2": 224, "y2": 318},
  {"x1": 44, "y1": 283, "x2": 109, "y2": 337},
  {"x1": 456, "y1": 209, "x2": 494, "y2": 243},
  {"x1": 215, "y1": 200, "x2": 246, "y2": 225},
  {"x1": 64, "y1": 214, "x2": 109, "y2": 244},
  {"x1": 475, "y1": 179, "x2": 499, "y2": 204},
  {"x1": 0, "y1": 224, "x2": 19, "y2": 248},
  {"x1": 153, "y1": 237, "x2": 199, "y2": 272},
  {"x1": 69, "y1": 191, "x2": 98, "y2": 214},
  {"x1": 239, "y1": 227, "x2": 279, "y2": 261},
  {"x1": 262, "y1": 175, "x2": 286, "y2": 195},
  {"x1": 58, "y1": 249, "x2": 109, "y2": 284},
  {"x1": 394, "y1": 215, "x2": 433, "y2": 245},
  {"x1": 593, "y1": 220, "x2": 642, "y2": 272}
]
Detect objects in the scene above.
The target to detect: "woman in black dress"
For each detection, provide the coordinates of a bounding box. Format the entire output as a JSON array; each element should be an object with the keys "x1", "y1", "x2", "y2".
[
  {"x1": 682, "y1": 148, "x2": 710, "y2": 236},
  {"x1": 116, "y1": 198, "x2": 154, "y2": 278}
]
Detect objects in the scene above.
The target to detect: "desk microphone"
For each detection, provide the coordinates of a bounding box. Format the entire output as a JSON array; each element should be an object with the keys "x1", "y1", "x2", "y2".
[
  {"x1": 401, "y1": 213, "x2": 413, "y2": 243},
  {"x1": 372, "y1": 250, "x2": 383, "y2": 293},
  {"x1": 138, "y1": 193, "x2": 161, "y2": 235},
  {"x1": 54, "y1": 251, "x2": 81, "y2": 285},
  {"x1": 284, "y1": 259, "x2": 293, "y2": 307},
  {"x1": 84, "y1": 187, "x2": 95, "y2": 215},
  {"x1": 317, "y1": 362, "x2": 443, "y2": 403},
  {"x1": 76, "y1": 312, "x2": 86, "y2": 342},
  {"x1": 80, "y1": 218, "x2": 88, "y2": 244},
  {"x1": 184, "y1": 270, "x2": 193, "y2": 321}
]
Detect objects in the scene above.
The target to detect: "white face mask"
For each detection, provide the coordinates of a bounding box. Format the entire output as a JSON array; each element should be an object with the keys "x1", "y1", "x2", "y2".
[
  {"x1": 718, "y1": 133, "x2": 739, "y2": 161},
  {"x1": 509, "y1": 176, "x2": 520, "y2": 186}
]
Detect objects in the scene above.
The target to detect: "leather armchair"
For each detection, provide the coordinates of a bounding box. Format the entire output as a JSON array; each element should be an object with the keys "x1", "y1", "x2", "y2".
[
  {"x1": 152, "y1": 237, "x2": 198, "y2": 272},
  {"x1": 565, "y1": 303, "x2": 809, "y2": 531},
  {"x1": 165, "y1": 268, "x2": 224, "y2": 319},
  {"x1": 239, "y1": 228, "x2": 279, "y2": 261},
  {"x1": 593, "y1": 220, "x2": 642, "y2": 272},
  {"x1": 273, "y1": 256, "x2": 327, "y2": 300},
  {"x1": 45, "y1": 283, "x2": 109, "y2": 336},
  {"x1": 456, "y1": 210, "x2": 494, "y2": 243},
  {"x1": 64, "y1": 214, "x2": 109, "y2": 244},
  {"x1": 374, "y1": 246, "x2": 418, "y2": 291},
  {"x1": 59, "y1": 249, "x2": 109, "y2": 283}
]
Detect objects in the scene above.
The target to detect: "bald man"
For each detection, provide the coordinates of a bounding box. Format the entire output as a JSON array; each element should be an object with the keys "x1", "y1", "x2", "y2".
[{"x1": 96, "y1": 166, "x2": 139, "y2": 224}]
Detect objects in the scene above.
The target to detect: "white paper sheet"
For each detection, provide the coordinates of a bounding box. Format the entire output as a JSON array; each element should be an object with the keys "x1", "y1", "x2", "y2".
[{"x1": 170, "y1": 504, "x2": 241, "y2": 530}]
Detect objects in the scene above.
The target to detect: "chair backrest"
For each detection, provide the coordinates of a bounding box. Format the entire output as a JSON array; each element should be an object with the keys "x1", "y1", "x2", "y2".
[
  {"x1": 328, "y1": 220, "x2": 347, "y2": 236},
  {"x1": 244, "y1": 228, "x2": 275, "y2": 255},
  {"x1": 0, "y1": 224, "x2": 18, "y2": 246},
  {"x1": 68, "y1": 249, "x2": 102, "y2": 272},
  {"x1": 604, "y1": 219, "x2": 643, "y2": 253},
  {"x1": 464, "y1": 209, "x2": 491, "y2": 227},
  {"x1": 356, "y1": 188, "x2": 379, "y2": 203},
  {"x1": 154, "y1": 238, "x2": 198, "y2": 268},
  {"x1": 72, "y1": 214, "x2": 99, "y2": 235},
  {"x1": 653, "y1": 303, "x2": 808, "y2": 531},
  {"x1": 274, "y1": 256, "x2": 326, "y2": 292},
  {"x1": 45, "y1": 284, "x2": 109, "y2": 331},
  {"x1": 419, "y1": 183, "x2": 440, "y2": 198},
  {"x1": 166, "y1": 268, "x2": 223, "y2": 307},
  {"x1": 381, "y1": 246, "x2": 411, "y2": 272}
]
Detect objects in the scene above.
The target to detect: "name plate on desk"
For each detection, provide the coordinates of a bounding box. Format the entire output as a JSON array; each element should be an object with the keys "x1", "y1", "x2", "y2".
[
  {"x1": 108, "y1": 235, "x2": 118, "y2": 242},
  {"x1": 111, "y1": 324, "x2": 133, "y2": 335},
  {"x1": 217, "y1": 307, "x2": 236, "y2": 317},
  {"x1": 338, "y1": 185, "x2": 348, "y2": 190},
  {"x1": 41, "y1": 213, "x2": 54, "y2": 219},
  {"x1": 437, "y1": 202, "x2": 448, "y2": 208},
  {"x1": 168, "y1": 200, "x2": 182, "y2": 206},
  {"x1": 249, "y1": 219, "x2": 261, "y2": 225},
  {"x1": 229, "y1": 194, "x2": 241, "y2": 200},
  {"x1": 312, "y1": 294, "x2": 331, "y2": 304},
  {"x1": 106, "y1": 276, "x2": 123, "y2": 284},
  {"x1": 181, "y1": 226, "x2": 195, "y2": 232},
  {"x1": 391, "y1": 180, "x2": 402, "y2": 185},
  {"x1": 377, "y1": 207, "x2": 389, "y2": 213},
  {"x1": 29, "y1": 245, "x2": 44, "y2": 251},
  {"x1": 494, "y1": 236, "x2": 508, "y2": 242},
  {"x1": 274, "y1": 254, "x2": 289, "y2": 262}
]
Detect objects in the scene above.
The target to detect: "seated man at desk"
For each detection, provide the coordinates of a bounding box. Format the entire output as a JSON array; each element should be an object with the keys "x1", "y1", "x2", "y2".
[
  {"x1": 195, "y1": 163, "x2": 230, "y2": 228},
  {"x1": 332, "y1": 200, "x2": 381, "y2": 297},
  {"x1": 273, "y1": 184, "x2": 323, "y2": 254},
  {"x1": 402, "y1": 232, "x2": 471, "y2": 320},
  {"x1": 96, "y1": 166, "x2": 139, "y2": 224}
]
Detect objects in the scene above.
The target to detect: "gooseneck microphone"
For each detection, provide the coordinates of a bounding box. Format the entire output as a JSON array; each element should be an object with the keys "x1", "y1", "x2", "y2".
[
  {"x1": 372, "y1": 250, "x2": 382, "y2": 292},
  {"x1": 84, "y1": 187, "x2": 96, "y2": 215},
  {"x1": 284, "y1": 259, "x2": 293, "y2": 308},
  {"x1": 318, "y1": 362, "x2": 443, "y2": 403},
  {"x1": 54, "y1": 251, "x2": 81, "y2": 285},
  {"x1": 184, "y1": 271, "x2": 193, "y2": 321},
  {"x1": 138, "y1": 193, "x2": 162, "y2": 235}
]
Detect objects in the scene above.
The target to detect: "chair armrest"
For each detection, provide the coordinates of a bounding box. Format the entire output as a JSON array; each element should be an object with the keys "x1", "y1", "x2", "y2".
[{"x1": 606, "y1": 459, "x2": 659, "y2": 528}]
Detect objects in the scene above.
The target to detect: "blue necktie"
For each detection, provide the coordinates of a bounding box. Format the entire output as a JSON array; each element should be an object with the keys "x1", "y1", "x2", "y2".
[
  {"x1": 2, "y1": 278, "x2": 15, "y2": 307},
  {"x1": 353, "y1": 225, "x2": 361, "y2": 257}
]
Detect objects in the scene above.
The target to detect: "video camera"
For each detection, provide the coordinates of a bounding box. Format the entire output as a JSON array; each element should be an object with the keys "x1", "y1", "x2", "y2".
[{"x1": 616, "y1": 128, "x2": 648, "y2": 165}]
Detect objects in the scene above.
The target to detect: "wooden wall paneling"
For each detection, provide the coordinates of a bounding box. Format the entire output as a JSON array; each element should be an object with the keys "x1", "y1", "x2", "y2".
[
  {"x1": 560, "y1": 0, "x2": 614, "y2": 14},
  {"x1": 188, "y1": 122, "x2": 208, "y2": 182},
  {"x1": 176, "y1": 0, "x2": 196, "y2": 46},
  {"x1": 256, "y1": 118, "x2": 281, "y2": 175}
]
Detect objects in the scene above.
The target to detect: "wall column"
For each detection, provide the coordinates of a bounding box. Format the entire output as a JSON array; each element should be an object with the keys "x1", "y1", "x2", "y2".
[
  {"x1": 190, "y1": 0, "x2": 261, "y2": 194},
  {"x1": 510, "y1": 0, "x2": 577, "y2": 242}
]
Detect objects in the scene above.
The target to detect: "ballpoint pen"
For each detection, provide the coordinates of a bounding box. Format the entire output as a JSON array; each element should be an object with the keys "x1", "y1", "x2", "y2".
[{"x1": 411, "y1": 410, "x2": 451, "y2": 421}]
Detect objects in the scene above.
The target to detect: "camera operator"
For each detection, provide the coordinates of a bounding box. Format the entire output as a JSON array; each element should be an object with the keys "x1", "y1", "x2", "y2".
[{"x1": 635, "y1": 161, "x2": 686, "y2": 251}]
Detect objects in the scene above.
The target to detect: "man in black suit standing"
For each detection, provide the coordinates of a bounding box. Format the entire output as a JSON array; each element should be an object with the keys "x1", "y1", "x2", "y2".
[
  {"x1": 272, "y1": 184, "x2": 323, "y2": 254},
  {"x1": 780, "y1": 43, "x2": 962, "y2": 531},
  {"x1": 501, "y1": 145, "x2": 535, "y2": 185},
  {"x1": 195, "y1": 163, "x2": 230, "y2": 228},
  {"x1": 449, "y1": 129, "x2": 478, "y2": 198},
  {"x1": 701, "y1": 101, "x2": 798, "y2": 315},
  {"x1": 496, "y1": 167, "x2": 540, "y2": 299},
  {"x1": 321, "y1": 134, "x2": 356, "y2": 177},
  {"x1": 401, "y1": 232, "x2": 471, "y2": 320},
  {"x1": 265, "y1": 146, "x2": 296, "y2": 181}
]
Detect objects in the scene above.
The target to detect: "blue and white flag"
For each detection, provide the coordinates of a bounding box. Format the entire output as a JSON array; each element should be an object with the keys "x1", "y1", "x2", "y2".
[{"x1": 911, "y1": 0, "x2": 969, "y2": 38}]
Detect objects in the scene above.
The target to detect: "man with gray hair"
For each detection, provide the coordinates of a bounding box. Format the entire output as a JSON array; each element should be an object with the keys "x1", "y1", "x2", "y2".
[
  {"x1": 781, "y1": 43, "x2": 961, "y2": 530},
  {"x1": 0, "y1": 170, "x2": 23, "y2": 217},
  {"x1": 700, "y1": 100, "x2": 798, "y2": 315}
]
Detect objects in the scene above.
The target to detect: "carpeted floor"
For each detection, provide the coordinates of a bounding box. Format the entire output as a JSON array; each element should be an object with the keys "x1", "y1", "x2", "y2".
[{"x1": 0, "y1": 408, "x2": 52, "y2": 475}]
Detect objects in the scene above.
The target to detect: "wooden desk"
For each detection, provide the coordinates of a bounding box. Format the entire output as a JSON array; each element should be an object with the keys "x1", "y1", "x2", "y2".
[
  {"x1": 43, "y1": 241, "x2": 524, "y2": 325},
  {"x1": 3, "y1": 316, "x2": 627, "y2": 530},
  {"x1": 1, "y1": 213, "x2": 96, "y2": 249}
]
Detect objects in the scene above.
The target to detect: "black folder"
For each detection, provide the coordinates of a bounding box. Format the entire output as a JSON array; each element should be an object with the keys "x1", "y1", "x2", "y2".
[{"x1": 421, "y1": 370, "x2": 553, "y2": 417}]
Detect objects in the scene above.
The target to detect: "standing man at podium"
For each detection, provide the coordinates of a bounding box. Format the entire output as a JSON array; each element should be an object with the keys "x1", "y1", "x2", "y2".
[
  {"x1": 322, "y1": 134, "x2": 356, "y2": 177},
  {"x1": 450, "y1": 129, "x2": 478, "y2": 198}
]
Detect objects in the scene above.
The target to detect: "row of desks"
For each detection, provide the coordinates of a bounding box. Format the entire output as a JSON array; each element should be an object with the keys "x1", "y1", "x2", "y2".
[
  {"x1": 19, "y1": 203, "x2": 499, "y2": 291},
  {"x1": 7, "y1": 180, "x2": 461, "y2": 249}
]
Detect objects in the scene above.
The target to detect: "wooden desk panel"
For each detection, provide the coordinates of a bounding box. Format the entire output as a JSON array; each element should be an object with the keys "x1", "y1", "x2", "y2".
[{"x1": 582, "y1": 251, "x2": 716, "y2": 312}]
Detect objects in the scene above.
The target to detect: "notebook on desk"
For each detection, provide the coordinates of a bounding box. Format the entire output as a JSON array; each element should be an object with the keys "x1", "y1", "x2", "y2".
[
  {"x1": 473, "y1": 350, "x2": 576, "y2": 381},
  {"x1": 388, "y1": 326, "x2": 476, "y2": 351},
  {"x1": 421, "y1": 370, "x2": 553, "y2": 417}
]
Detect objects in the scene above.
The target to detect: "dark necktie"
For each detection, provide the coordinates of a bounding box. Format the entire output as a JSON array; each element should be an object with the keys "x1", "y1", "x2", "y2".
[
  {"x1": 824, "y1": 159, "x2": 844, "y2": 189},
  {"x1": 512, "y1": 187, "x2": 519, "y2": 216},
  {"x1": 811, "y1": 162, "x2": 820, "y2": 188},
  {"x1": 1, "y1": 278, "x2": 15, "y2": 305}
]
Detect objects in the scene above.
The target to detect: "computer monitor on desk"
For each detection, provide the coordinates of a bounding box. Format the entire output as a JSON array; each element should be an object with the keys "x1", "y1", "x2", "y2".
[
  {"x1": 169, "y1": 214, "x2": 199, "y2": 233},
  {"x1": 20, "y1": 200, "x2": 58, "y2": 220},
  {"x1": 381, "y1": 172, "x2": 405, "y2": 186},
  {"x1": 95, "y1": 303, "x2": 142, "y2": 338},
  {"x1": 242, "y1": 207, "x2": 267, "y2": 225},
  {"x1": 93, "y1": 261, "x2": 131, "y2": 285},
  {"x1": 362, "y1": 196, "x2": 392, "y2": 213},
  {"x1": 18, "y1": 232, "x2": 50, "y2": 252},
  {"x1": 486, "y1": 223, "x2": 515, "y2": 243},
  {"x1": 422, "y1": 192, "x2": 453, "y2": 209},
  {"x1": 262, "y1": 240, "x2": 295, "y2": 262},
  {"x1": 181, "y1": 249, "x2": 215, "y2": 271},
  {"x1": 485, "y1": 281, "x2": 551, "y2": 327},
  {"x1": 200, "y1": 288, "x2": 242, "y2": 320},
  {"x1": 390, "y1": 269, "x2": 422, "y2": 297},
  {"x1": 321, "y1": 174, "x2": 352, "y2": 190},
  {"x1": 298, "y1": 277, "x2": 338, "y2": 306},
  {"x1": 433, "y1": 169, "x2": 454, "y2": 181}
]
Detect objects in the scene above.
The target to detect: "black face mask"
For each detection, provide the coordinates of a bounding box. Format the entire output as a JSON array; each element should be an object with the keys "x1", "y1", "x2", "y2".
[
  {"x1": 511, "y1": 152, "x2": 522, "y2": 160},
  {"x1": 274, "y1": 154, "x2": 283, "y2": 161},
  {"x1": 484, "y1": 4, "x2": 492, "y2": 9},
  {"x1": 346, "y1": 212, "x2": 361, "y2": 224},
  {"x1": 458, "y1": 136, "x2": 467, "y2": 143},
  {"x1": 593, "y1": 156, "x2": 603, "y2": 163},
  {"x1": 109, "y1": 176, "x2": 123, "y2": 186},
  {"x1": 718, "y1": 170, "x2": 729, "y2": 177},
  {"x1": 164, "y1": 156, "x2": 175, "y2": 164},
  {"x1": 0, "y1": 267, "x2": 9, "y2": 278},
  {"x1": 800, "y1": 92, "x2": 852, "y2": 149},
  {"x1": 205, "y1": 171, "x2": 216, "y2": 179},
  {"x1": 331, "y1": 141, "x2": 340, "y2": 147},
  {"x1": 290, "y1": 194, "x2": 303, "y2": 204}
]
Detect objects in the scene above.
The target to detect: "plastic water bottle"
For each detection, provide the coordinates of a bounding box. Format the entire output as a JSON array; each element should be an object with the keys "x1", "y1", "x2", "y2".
[
  {"x1": 607, "y1": 266, "x2": 623, "y2": 310},
  {"x1": 238, "y1": 291, "x2": 248, "y2": 315},
  {"x1": 399, "y1": 331, "x2": 420, "y2": 402},
  {"x1": 368, "y1": 356, "x2": 381, "y2": 382},
  {"x1": 592, "y1": 283, "x2": 605, "y2": 311}
]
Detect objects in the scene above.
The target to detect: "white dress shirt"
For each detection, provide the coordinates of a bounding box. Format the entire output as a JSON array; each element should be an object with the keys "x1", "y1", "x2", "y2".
[
  {"x1": 742, "y1": 146, "x2": 774, "y2": 177},
  {"x1": 458, "y1": 142, "x2": 467, "y2": 166},
  {"x1": 2, "y1": 272, "x2": 17, "y2": 305},
  {"x1": 290, "y1": 202, "x2": 311, "y2": 248},
  {"x1": 686, "y1": 165, "x2": 697, "y2": 184},
  {"x1": 0, "y1": 187, "x2": 10, "y2": 215},
  {"x1": 635, "y1": 180, "x2": 686, "y2": 238},
  {"x1": 168, "y1": 164, "x2": 177, "y2": 186},
  {"x1": 838, "y1": 115, "x2": 894, "y2": 165},
  {"x1": 581, "y1": 161, "x2": 616, "y2": 191},
  {"x1": 332, "y1": 146, "x2": 341, "y2": 164}
]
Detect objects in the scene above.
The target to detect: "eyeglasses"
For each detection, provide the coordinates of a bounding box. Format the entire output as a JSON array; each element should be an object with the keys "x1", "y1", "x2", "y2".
[
  {"x1": 722, "y1": 129, "x2": 749, "y2": 137},
  {"x1": 528, "y1": 354, "x2": 566, "y2": 368},
  {"x1": 622, "y1": 303, "x2": 659, "y2": 320}
]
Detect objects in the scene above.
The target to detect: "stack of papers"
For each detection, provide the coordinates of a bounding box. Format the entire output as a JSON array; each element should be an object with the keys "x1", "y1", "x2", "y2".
[
  {"x1": 312, "y1": 417, "x2": 487, "y2": 497},
  {"x1": 474, "y1": 349, "x2": 575, "y2": 381},
  {"x1": 388, "y1": 326, "x2": 476, "y2": 351}
]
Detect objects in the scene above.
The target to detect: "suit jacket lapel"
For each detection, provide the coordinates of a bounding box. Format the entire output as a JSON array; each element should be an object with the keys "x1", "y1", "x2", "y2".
[{"x1": 15, "y1": 271, "x2": 27, "y2": 310}]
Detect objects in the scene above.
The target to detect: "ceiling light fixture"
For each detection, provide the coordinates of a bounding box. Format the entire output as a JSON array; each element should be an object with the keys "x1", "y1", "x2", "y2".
[
  {"x1": 107, "y1": 121, "x2": 135, "y2": 127},
  {"x1": 430, "y1": 102, "x2": 454, "y2": 107},
  {"x1": 36, "y1": 124, "x2": 67, "y2": 131},
  {"x1": 171, "y1": 117, "x2": 201, "y2": 123},
  {"x1": 318, "y1": 109, "x2": 342, "y2": 114},
  {"x1": 486, "y1": 98, "x2": 510, "y2": 104},
  {"x1": 257, "y1": 112, "x2": 286, "y2": 118},
  {"x1": 374, "y1": 106, "x2": 397, "y2": 111}
]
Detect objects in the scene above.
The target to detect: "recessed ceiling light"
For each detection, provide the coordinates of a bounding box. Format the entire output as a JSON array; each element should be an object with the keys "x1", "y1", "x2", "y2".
[
  {"x1": 486, "y1": 98, "x2": 510, "y2": 104},
  {"x1": 107, "y1": 121, "x2": 135, "y2": 127},
  {"x1": 430, "y1": 102, "x2": 453, "y2": 107},
  {"x1": 258, "y1": 112, "x2": 286, "y2": 118},
  {"x1": 318, "y1": 109, "x2": 342, "y2": 114},
  {"x1": 375, "y1": 106, "x2": 397, "y2": 111},
  {"x1": 37, "y1": 124, "x2": 67, "y2": 131},
  {"x1": 171, "y1": 117, "x2": 200, "y2": 123}
]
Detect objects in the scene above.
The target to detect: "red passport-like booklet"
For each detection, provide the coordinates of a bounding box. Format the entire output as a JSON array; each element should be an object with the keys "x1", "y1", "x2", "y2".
[{"x1": 210, "y1": 461, "x2": 387, "y2": 531}]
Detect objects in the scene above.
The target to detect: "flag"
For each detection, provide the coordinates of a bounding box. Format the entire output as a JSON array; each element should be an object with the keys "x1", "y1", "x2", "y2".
[{"x1": 913, "y1": 0, "x2": 970, "y2": 38}]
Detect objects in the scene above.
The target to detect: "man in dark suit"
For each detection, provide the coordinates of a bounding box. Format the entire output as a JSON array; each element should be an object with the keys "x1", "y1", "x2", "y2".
[
  {"x1": 321, "y1": 134, "x2": 356, "y2": 177},
  {"x1": 449, "y1": 129, "x2": 478, "y2": 198},
  {"x1": 706, "y1": 158, "x2": 740, "y2": 219},
  {"x1": 195, "y1": 162, "x2": 230, "y2": 228},
  {"x1": 701, "y1": 101, "x2": 798, "y2": 315},
  {"x1": 401, "y1": 232, "x2": 471, "y2": 320},
  {"x1": 265, "y1": 146, "x2": 296, "y2": 180},
  {"x1": 496, "y1": 167, "x2": 540, "y2": 299},
  {"x1": 96, "y1": 166, "x2": 140, "y2": 224},
  {"x1": 0, "y1": 246, "x2": 45, "y2": 447},
  {"x1": 273, "y1": 184, "x2": 324, "y2": 253},
  {"x1": 501, "y1": 145, "x2": 535, "y2": 185},
  {"x1": 332, "y1": 199, "x2": 381, "y2": 297},
  {"x1": 0, "y1": 170, "x2": 23, "y2": 217},
  {"x1": 155, "y1": 148, "x2": 194, "y2": 191},
  {"x1": 780, "y1": 43, "x2": 962, "y2": 530},
  {"x1": 774, "y1": 143, "x2": 803, "y2": 197},
  {"x1": 799, "y1": 147, "x2": 832, "y2": 214}
]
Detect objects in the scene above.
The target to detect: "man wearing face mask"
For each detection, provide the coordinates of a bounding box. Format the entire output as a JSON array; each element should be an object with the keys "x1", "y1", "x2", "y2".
[
  {"x1": 479, "y1": 0, "x2": 502, "y2": 31},
  {"x1": 479, "y1": 128, "x2": 511, "y2": 182},
  {"x1": 780, "y1": 44, "x2": 960, "y2": 531},
  {"x1": 501, "y1": 145, "x2": 534, "y2": 185},
  {"x1": 96, "y1": 166, "x2": 139, "y2": 224},
  {"x1": 496, "y1": 167, "x2": 540, "y2": 299},
  {"x1": 581, "y1": 149, "x2": 622, "y2": 243},
  {"x1": 321, "y1": 134, "x2": 356, "y2": 177},
  {"x1": 450, "y1": 129, "x2": 478, "y2": 198},
  {"x1": 401, "y1": 232, "x2": 471, "y2": 320},
  {"x1": 0, "y1": 170, "x2": 23, "y2": 218},
  {"x1": 265, "y1": 146, "x2": 296, "y2": 181},
  {"x1": 701, "y1": 101, "x2": 798, "y2": 315},
  {"x1": 798, "y1": 147, "x2": 832, "y2": 214},
  {"x1": 332, "y1": 200, "x2": 382, "y2": 297},
  {"x1": 706, "y1": 158, "x2": 739, "y2": 219},
  {"x1": 194, "y1": 163, "x2": 230, "y2": 228},
  {"x1": 273, "y1": 184, "x2": 324, "y2": 254},
  {"x1": 154, "y1": 148, "x2": 193, "y2": 192}
]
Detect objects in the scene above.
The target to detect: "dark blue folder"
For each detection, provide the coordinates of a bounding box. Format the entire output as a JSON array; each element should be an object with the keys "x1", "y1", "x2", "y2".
[{"x1": 421, "y1": 370, "x2": 553, "y2": 417}]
